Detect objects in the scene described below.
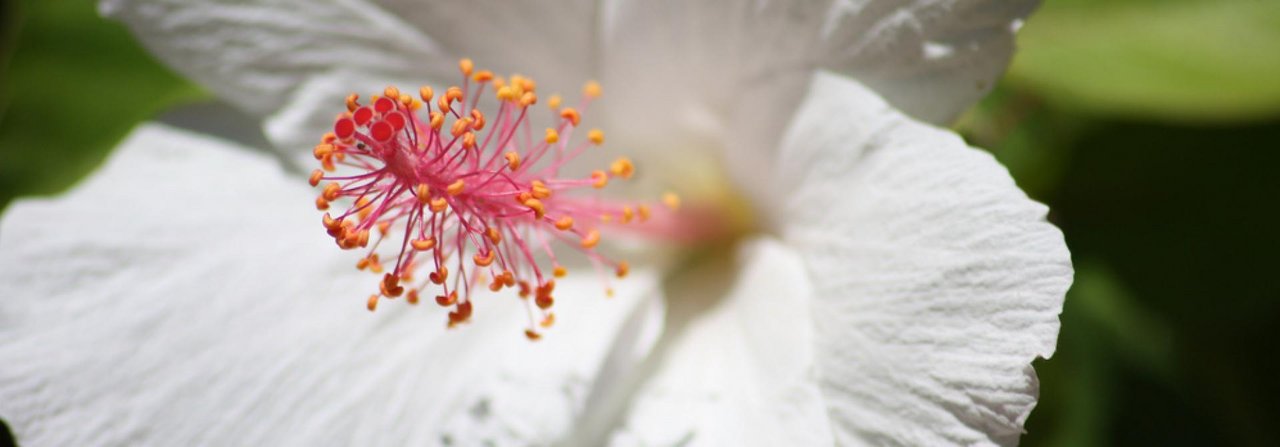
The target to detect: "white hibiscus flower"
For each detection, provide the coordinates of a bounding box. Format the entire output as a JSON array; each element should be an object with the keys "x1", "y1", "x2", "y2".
[{"x1": 0, "y1": 0, "x2": 1070, "y2": 446}]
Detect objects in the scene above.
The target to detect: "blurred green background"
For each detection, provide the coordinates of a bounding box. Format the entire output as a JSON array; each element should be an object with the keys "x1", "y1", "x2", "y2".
[{"x1": 1, "y1": 0, "x2": 1278, "y2": 446}]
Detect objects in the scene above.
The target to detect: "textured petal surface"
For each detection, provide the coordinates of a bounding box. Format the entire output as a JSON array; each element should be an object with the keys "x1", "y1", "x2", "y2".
[
  {"x1": 0, "y1": 124, "x2": 660, "y2": 446},
  {"x1": 601, "y1": 0, "x2": 1038, "y2": 212},
  {"x1": 98, "y1": 0, "x2": 454, "y2": 157},
  {"x1": 776, "y1": 72, "x2": 1071, "y2": 446},
  {"x1": 608, "y1": 238, "x2": 834, "y2": 447},
  {"x1": 822, "y1": 0, "x2": 1039, "y2": 124},
  {"x1": 371, "y1": 0, "x2": 599, "y2": 98}
]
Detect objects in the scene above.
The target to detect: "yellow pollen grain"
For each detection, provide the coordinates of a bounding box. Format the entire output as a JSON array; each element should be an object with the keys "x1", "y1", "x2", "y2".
[
  {"x1": 383, "y1": 86, "x2": 400, "y2": 101},
  {"x1": 587, "y1": 129, "x2": 604, "y2": 145},
  {"x1": 430, "y1": 197, "x2": 449, "y2": 212},
  {"x1": 616, "y1": 261, "x2": 629, "y2": 278},
  {"x1": 548, "y1": 95, "x2": 562, "y2": 110},
  {"x1": 419, "y1": 86, "x2": 434, "y2": 102},
  {"x1": 367, "y1": 295, "x2": 379, "y2": 312},
  {"x1": 560, "y1": 108, "x2": 580, "y2": 126},
  {"x1": 554, "y1": 216, "x2": 574, "y2": 230},
  {"x1": 309, "y1": 169, "x2": 324, "y2": 187},
  {"x1": 610, "y1": 157, "x2": 635, "y2": 179},
  {"x1": 447, "y1": 179, "x2": 466, "y2": 196},
  {"x1": 663, "y1": 192, "x2": 681, "y2": 210},
  {"x1": 583, "y1": 81, "x2": 602, "y2": 98},
  {"x1": 474, "y1": 70, "x2": 494, "y2": 82},
  {"x1": 553, "y1": 265, "x2": 567, "y2": 278},
  {"x1": 591, "y1": 170, "x2": 608, "y2": 188},
  {"x1": 459, "y1": 58, "x2": 474, "y2": 76},
  {"x1": 545, "y1": 128, "x2": 559, "y2": 144},
  {"x1": 520, "y1": 91, "x2": 537, "y2": 107},
  {"x1": 345, "y1": 93, "x2": 360, "y2": 112},
  {"x1": 411, "y1": 238, "x2": 436, "y2": 251},
  {"x1": 505, "y1": 151, "x2": 521, "y2": 170},
  {"x1": 415, "y1": 183, "x2": 431, "y2": 204},
  {"x1": 580, "y1": 229, "x2": 600, "y2": 249},
  {"x1": 637, "y1": 205, "x2": 651, "y2": 221}
]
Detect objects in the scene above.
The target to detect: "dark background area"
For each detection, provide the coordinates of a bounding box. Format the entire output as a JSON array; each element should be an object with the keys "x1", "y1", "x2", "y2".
[{"x1": 2, "y1": 0, "x2": 1278, "y2": 445}]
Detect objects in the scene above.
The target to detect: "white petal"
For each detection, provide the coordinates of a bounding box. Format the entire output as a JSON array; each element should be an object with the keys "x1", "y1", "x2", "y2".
[
  {"x1": 99, "y1": 0, "x2": 454, "y2": 156},
  {"x1": 602, "y1": 0, "x2": 1035, "y2": 211},
  {"x1": 776, "y1": 72, "x2": 1071, "y2": 445},
  {"x1": 821, "y1": 0, "x2": 1037, "y2": 124},
  {"x1": 607, "y1": 238, "x2": 835, "y2": 447},
  {"x1": 0, "y1": 124, "x2": 661, "y2": 446},
  {"x1": 370, "y1": 0, "x2": 598, "y2": 97}
]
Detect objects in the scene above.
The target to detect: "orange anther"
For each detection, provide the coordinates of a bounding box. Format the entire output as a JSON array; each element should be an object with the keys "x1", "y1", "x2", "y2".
[
  {"x1": 580, "y1": 229, "x2": 600, "y2": 249},
  {"x1": 462, "y1": 132, "x2": 476, "y2": 149},
  {"x1": 470, "y1": 109, "x2": 486, "y2": 130},
  {"x1": 554, "y1": 216, "x2": 574, "y2": 231},
  {"x1": 435, "y1": 291, "x2": 457, "y2": 306},
  {"x1": 430, "y1": 197, "x2": 449, "y2": 213},
  {"x1": 540, "y1": 313, "x2": 556, "y2": 328},
  {"x1": 535, "y1": 294, "x2": 554, "y2": 310},
  {"x1": 519, "y1": 77, "x2": 536, "y2": 92},
  {"x1": 459, "y1": 58, "x2": 474, "y2": 76},
  {"x1": 446, "y1": 86, "x2": 464, "y2": 102},
  {"x1": 544, "y1": 128, "x2": 559, "y2": 144},
  {"x1": 474, "y1": 70, "x2": 494, "y2": 82},
  {"x1": 588, "y1": 129, "x2": 604, "y2": 145},
  {"x1": 430, "y1": 267, "x2": 449, "y2": 285},
  {"x1": 430, "y1": 112, "x2": 444, "y2": 130},
  {"x1": 345, "y1": 93, "x2": 360, "y2": 112},
  {"x1": 451, "y1": 117, "x2": 473, "y2": 137},
  {"x1": 663, "y1": 192, "x2": 681, "y2": 210},
  {"x1": 376, "y1": 221, "x2": 391, "y2": 235},
  {"x1": 415, "y1": 183, "x2": 431, "y2": 204},
  {"x1": 486, "y1": 227, "x2": 502, "y2": 244},
  {"x1": 591, "y1": 170, "x2": 608, "y2": 189},
  {"x1": 322, "y1": 182, "x2": 341, "y2": 201},
  {"x1": 520, "y1": 91, "x2": 537, "y2": 107},
  {"x1": 322, "y1": 213, "x2": 340, "y2": 230},
  {"x1": 419, "y1": 86, "x2": 434, "y2": 102},
  {"x1": 411, "y1": 238, "x2": 437, "y2": 251},
  {"x1": 523, "y1": 198, "x2": 545, "y2": 218},
  {"x1": 321, "y1": 155, "x2": 336, "y2": 172},
  {"x1": 367, "y1": 294, "x2": 379, "y2": 311},
  {"x1": 621, "y1": 206, "x2": 635, "y2": 224},
  {"x1": 531, "y1": 180, "x2": 552, "y2": 199},
  {"x1": 616, "y1": 261, "x2": 629, "y2": 278},
  {"x1": 313, "y1": 143, "x2": 334, "y2": 160},
  {"x1": 560, "y1": 108, "x2": 580, "y2": 126},
  {"x1": 380, "y1": 273, "x2": 404, "y2": 297},
  {"x1": 399, "y1": 93, "x2": 413, "y2": 108},
  {"x1": 321, "y1": 132, "x2": 336, "y2": 144},
  {"x1": 496, "y1": 86, "x2": 516, "y2": 101},
  {"x1": 547, "y1": 95, "x2": 562, "y2": 110},
  {"x1": 553, "y1": 265, "x2": 567, "y2": 278},
  {"x1": 383, "y1": 86, "x2": 401, "y2": 101},
  {"x1": 406, "y1": 289, "x2": 420, "y2": 304},
  {"x1": 505, "y1": 151, "x2": 521, "y2": 170},
  {"x1": 524, "y1": 329, "x2": 542, "y2": 340},
  {"x1": 309, "y1": 169, "x2": 324, "y2": 187},
  {"x1": 447, "y1": 179, "x2": 466, "y2": 196},
  {"x1": 583, "y1": 81, "x2": 602, "y2": 98},
  {"x1": 637, "y1": 205, "x2": 651, "y2": 222},
  {"x1": 474, "y1": 250, "x2": 495, "y2": 267},
  {"x1": 610, "y1": 157, "x2": 635, "y2": 179}
]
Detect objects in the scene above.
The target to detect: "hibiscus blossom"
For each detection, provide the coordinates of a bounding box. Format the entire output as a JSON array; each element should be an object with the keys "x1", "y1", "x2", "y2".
[{"x1": 0, "y1": 0, "x2": 1070, "y2": 446}]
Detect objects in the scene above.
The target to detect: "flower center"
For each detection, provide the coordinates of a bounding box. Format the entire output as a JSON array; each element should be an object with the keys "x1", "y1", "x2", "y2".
[{"x1": 309, "y1": 59, "x2": 677, "y2": 340}]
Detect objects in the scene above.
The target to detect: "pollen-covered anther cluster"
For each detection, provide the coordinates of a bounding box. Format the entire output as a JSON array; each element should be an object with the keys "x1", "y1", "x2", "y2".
[{"x1": 309, "y1": 59, "x2": 675, "y2": 340}]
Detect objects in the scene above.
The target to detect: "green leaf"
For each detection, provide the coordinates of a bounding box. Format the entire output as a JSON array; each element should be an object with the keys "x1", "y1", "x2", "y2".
[
  {"x1": 1008, "y1": 0, "x2": 1280, "y2": 122},
  {"x1": 0, "y1": 0, "x2": 207, "y2": 211}
]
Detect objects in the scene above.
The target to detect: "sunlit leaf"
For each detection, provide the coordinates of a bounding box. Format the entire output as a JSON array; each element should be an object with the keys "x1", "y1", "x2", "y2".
[{"x1": 1008, "y1": 0, "x2": 1280, "y2": 122}]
